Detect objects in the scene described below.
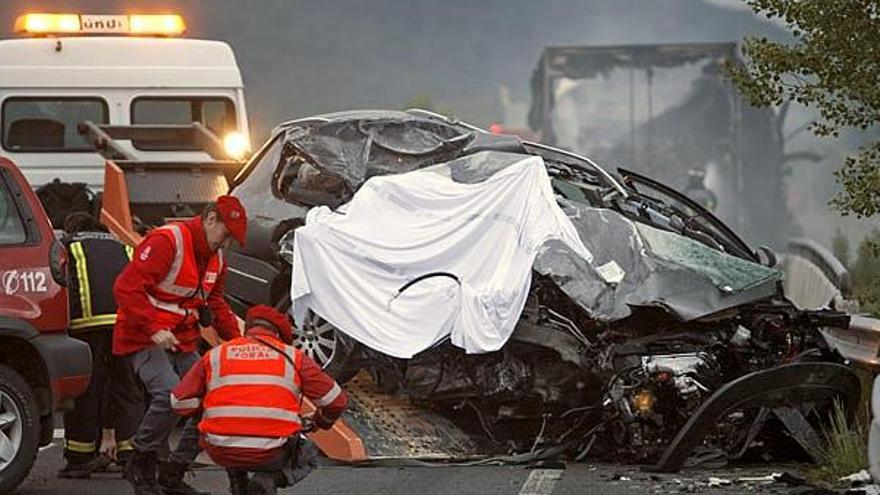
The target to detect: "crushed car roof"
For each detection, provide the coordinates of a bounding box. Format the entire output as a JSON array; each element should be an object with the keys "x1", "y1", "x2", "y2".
[{"x1": 284, "y1": 112, "x2": 473, "y2": 191}]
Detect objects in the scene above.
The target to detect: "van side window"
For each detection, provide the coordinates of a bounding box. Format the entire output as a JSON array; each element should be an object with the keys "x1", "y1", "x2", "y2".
[
  {"x1": 131, "y1": 97, "x2": 236, "y2": 150},
  {"x1": 0, "y1": 174, "x2": 27, "y2": 245},
  {"x1": 1, "y1": 98, "x2": 109, "y2": 152}
]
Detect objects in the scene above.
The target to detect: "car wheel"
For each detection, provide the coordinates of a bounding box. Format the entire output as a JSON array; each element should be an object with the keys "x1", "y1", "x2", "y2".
[
  {"x1": 0, "y1": 365, "x2": 40, "y2": 493},
  {"x1": 274, "y1": 296, "x2": 362, "y2": 383}
]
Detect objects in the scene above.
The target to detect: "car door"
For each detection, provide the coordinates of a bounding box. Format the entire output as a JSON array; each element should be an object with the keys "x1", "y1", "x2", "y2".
[{"x1": 0, "y1": 159, "x2": 68, "y2": 332}]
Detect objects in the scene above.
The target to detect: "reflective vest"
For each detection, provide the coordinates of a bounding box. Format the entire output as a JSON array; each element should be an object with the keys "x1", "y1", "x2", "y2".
[
  {"x1": 65, "y1": 231, "x2": 133, "y2": 331},
  {"x1": 199, "y1": 337, "x2": 303, "y2": 446},
  {"x1": 145, "y1": 223, "x2": 224, "y2": 331}
]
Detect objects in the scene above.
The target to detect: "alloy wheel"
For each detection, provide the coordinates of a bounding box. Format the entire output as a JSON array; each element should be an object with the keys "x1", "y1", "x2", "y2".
[
  {"x1": 0, "y1": 390, "x2": 23, "y2": 471},
  {"x1": 292, "y1": 310, "x2": 339, "y2": 369}
]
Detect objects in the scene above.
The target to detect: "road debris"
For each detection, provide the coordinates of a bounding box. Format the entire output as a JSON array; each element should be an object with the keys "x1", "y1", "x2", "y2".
[
  {"x1": 847, "y1": 486, "x2": 880, "y2": 495},
  {"x1": 706, "y1": 477, "x2": 731, "y2": 487},
  {"x1": 737, "y1": 472, "x2": 783, "y2": 483},
  {"x1": 841, "y1": 471, "x2": 873, "y2": 487}
]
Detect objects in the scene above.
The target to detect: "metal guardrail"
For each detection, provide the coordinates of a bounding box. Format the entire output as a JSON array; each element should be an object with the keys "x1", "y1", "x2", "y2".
[
  {"x1": 787, "y1": 237, "x2": 852, "y2": 295},
  {"x1": 823, "y1": 315, "x2": 880, "y2": 368},
  {"x1": 785, "y1": 239, "x2": 880, "y2": 482},
  {"x1": 782, "y1": 237, "x2": 855, "y2": 311},
  {"x1": 782, "y1": 237, "x2": 879, "y2": 367}
]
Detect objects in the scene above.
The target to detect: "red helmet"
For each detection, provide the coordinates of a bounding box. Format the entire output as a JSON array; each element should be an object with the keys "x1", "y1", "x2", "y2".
[{"x1": 245, "y1": 305, "x2": 293, "y2": 344}]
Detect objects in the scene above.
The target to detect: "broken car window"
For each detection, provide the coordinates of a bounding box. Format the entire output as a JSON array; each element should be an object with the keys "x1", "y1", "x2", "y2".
[
  {"x1": 277, "y1": 153, "x2": 349, "y2": 208},
  {"x1": 635, "y1": 222, "x2": 781, "y2": 294}
]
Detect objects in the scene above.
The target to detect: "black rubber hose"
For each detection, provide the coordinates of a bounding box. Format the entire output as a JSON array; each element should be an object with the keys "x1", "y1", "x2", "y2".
[{"x1": 396, "y1": 271, "x2": 460, "y2": 295}]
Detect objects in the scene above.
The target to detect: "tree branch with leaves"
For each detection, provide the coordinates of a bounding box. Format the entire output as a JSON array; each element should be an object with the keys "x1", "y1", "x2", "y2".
[{"x1": 726, "y1": 0, "x2": 880, "y2": 217}]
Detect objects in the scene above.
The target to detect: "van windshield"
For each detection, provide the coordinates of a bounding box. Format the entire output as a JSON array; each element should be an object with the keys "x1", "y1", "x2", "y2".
[
  {"x1": 2, "y1": 97, "x2": 108, "y2": 152},
  {"x1": 131, "y1": 97, "x2": 236, "y2": 150}
]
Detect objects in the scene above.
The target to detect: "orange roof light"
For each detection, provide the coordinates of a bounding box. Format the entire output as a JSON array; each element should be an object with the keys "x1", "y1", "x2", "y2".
[
  {"x1": 129, "y1": 15, "x2": 185, "y2": 36},
  {"x1": 14, "y1": 14, "x2": 81, "y2": 34},
  {"x1": 13, "y1": 13, "x2": 185, "y2": 36}
]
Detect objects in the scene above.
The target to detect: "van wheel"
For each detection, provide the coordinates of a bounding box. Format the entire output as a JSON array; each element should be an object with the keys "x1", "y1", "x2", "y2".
[
  {"x1": 274, "y1": 296, "x2": 361, "y2": 383},
  {"x1": 0, "y1": 365, "x2": 40, "y2": 493}
]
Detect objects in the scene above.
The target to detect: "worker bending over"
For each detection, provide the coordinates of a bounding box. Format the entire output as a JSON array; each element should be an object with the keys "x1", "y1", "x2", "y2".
[
  {"x1": 113, "y1": 196, "x2": 247, "y2": 495},
  {"x1": 58, "y1": 213, "x2": 142, "y2": 477},
  {"x1": 171, "y1": 305, "x2": 348, "y2": 495}
]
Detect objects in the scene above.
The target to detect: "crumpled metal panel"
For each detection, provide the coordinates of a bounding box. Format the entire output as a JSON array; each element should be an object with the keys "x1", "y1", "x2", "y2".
[
  {"x1": 647, "y1": 362, "x2": 861, "y2": 473},
  {"x1": 442, "y1": 151, "x2": 529, "y2": 184},
  {"x1": 288, "y1": 116, "x2": 472, "y2": 191}
]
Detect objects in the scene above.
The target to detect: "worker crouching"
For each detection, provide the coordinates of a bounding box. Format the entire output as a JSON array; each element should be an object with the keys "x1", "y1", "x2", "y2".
[{"x1": 171, "y1": 305, "x2": 348, "y2": 495}]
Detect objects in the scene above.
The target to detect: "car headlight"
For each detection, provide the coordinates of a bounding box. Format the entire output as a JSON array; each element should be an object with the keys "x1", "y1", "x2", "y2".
[{"x1": 223, "y1": 132, "x2": 250, "y2": 160}]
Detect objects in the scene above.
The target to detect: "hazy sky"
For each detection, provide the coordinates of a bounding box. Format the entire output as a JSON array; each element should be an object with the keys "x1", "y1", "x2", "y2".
[
  {"x1": 1, "y1": 2, "x2": 873, "y2": 247},
  {"x1": 0, "y1": 0, "x2": 782, "y2": 140}
]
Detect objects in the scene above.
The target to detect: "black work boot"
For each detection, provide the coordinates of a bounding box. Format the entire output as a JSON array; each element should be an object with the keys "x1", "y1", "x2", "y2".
[
  {"x1": 124, "y1": 450, "x2": 163, "y2": 495},
  {"x1": 247, "y1": 472, "x2": 277, "y2": 495},
  {"x1": 157, "y1": 461, "x2": 209, "y2": 495},
  {"x1": 227, "y1": 469, "x2": 250, "y2": 495},
  {"x1": 57, "y1": 456, "x2": 103, "y2": 479}
]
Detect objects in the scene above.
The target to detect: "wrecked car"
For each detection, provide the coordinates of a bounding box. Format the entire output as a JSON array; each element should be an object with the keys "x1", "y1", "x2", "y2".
[{"x1": 225, "y1": 110, "x2": 860, "y2": 471}]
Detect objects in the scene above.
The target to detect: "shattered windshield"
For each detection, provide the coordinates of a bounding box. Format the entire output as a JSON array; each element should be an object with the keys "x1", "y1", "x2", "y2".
[
  {"x1": 635, "y1": 222, "x2": 781, "y2": 294},
  {"x1": 534, "y1": 199, "x2": 781, "y2": 323}
]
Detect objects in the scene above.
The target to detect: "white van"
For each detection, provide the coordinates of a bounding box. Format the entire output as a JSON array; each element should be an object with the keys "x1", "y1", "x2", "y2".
[{"x1": 0, "y1": 13, "x2": 250, "y2": 191}]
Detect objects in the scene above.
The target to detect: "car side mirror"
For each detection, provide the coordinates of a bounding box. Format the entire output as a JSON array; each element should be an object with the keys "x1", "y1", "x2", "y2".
[{"x1": 755, "y1": 245, "x2": 778, "y2": 268}]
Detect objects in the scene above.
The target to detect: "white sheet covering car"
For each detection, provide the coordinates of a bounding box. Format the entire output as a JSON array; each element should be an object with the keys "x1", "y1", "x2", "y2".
[{"x1": 290, "y1": 155, "x2": 591, "y2": 357}]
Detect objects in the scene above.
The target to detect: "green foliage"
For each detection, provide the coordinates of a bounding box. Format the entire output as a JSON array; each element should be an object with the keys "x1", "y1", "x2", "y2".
[
  {"x1": 851, "y1": 229, "x2": 880, "y2": 315},
  {"x1": 831, "y1": 229, "x2": 851, "y2": 269},
  {"x1": 855, "y1": 283, "x2": 880, "y2": 318},
  {"x1": 726, "y1": 0, "x2": 880, "y2": 218}
]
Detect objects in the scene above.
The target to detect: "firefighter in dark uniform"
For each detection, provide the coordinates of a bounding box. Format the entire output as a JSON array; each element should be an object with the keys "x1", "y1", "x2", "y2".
[
  {"x1": 683, "y1": 168, "x2": 718, "y2": 212},
  {"x1": 57, "y1": 213, "x2": 144, "y2": 478}
]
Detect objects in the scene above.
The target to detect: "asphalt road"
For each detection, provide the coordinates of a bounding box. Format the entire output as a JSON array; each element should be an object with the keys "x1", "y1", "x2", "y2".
[{"x1": 17, "y1": 439, "x2": 819, "y2": 495}]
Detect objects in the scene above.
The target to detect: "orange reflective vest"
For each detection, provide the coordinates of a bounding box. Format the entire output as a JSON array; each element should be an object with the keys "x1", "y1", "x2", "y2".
[
  {"x1": 200, "y1": 336, "x2": 303, "y2": 444},
  {"x1": 145, "y1": 223, "x2": 224, "y2": 331}
]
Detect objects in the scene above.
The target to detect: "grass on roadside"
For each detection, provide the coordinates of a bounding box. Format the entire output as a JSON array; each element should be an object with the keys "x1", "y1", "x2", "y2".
[{"x1": 807, "y1": 399, "x2": 869, "y2": 485}]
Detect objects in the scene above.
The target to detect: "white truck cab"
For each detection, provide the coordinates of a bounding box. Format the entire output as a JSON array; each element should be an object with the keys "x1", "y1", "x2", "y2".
[{"x1": 0, "y1": 13, "x2": 250, "y2": 191}]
